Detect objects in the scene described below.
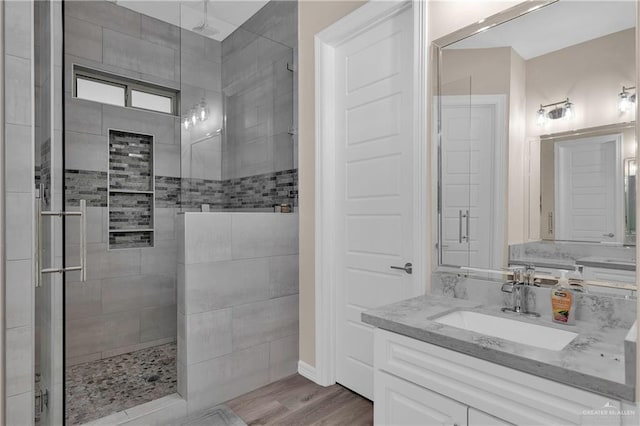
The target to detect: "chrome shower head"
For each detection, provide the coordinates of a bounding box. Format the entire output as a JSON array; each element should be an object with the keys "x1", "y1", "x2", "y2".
[{"x1": 192, "y1": 0, "x2": 219, "y2": 37}]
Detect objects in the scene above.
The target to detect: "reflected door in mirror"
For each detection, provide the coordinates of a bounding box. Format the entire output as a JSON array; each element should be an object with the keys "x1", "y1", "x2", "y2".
[
  {"x1": 550, "y1": 134, "x2": 623, "y2": 243},
  {"x1": 440, "y1": 95, "x2": 505, "y2": 269}
]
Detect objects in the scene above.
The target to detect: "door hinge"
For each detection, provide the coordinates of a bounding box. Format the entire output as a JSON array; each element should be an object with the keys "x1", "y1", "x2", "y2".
[{"x1": 35, "y1": 388, "x2": 49, "y2": 414}]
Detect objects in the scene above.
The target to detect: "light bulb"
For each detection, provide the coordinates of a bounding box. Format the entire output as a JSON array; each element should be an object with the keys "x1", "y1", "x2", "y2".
[
  {"x1": 198, "y1": 98, "x2": 208, "y2": 121},
  {"x1": 619, "y1": 92, "x2": 631, "y2": 112},
  {"x1": 191, "y1": 108, "x2": 197, "y2": 125},
  {"x1": 564, "y1": 102, "x2": 573, "y2": 119},
  {"x1": 183, "y1": 116, "x2": 190, "y2": 130},
  {"x1": 536, "y1": 108, "x2": 546, "y2": 126}
]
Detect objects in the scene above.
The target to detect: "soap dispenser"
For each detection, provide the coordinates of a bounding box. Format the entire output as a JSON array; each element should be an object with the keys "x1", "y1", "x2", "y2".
[{"x1": 551, "y1": 270, "x2": 575, "y2": 325}]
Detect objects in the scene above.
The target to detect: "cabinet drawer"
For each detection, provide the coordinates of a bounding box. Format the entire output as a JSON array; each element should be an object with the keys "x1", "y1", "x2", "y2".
[
  {"x1": 375, "y1": 329, "x2": 620, "y2": 426},
  {"x1": 375, "y1": 370, "x2": 467, "y2": 426}
]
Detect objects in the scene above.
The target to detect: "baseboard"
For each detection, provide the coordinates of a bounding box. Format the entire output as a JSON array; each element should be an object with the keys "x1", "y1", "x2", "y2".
[{"x1": 297, "y1": 360, "x2": 318, "y2": 383}]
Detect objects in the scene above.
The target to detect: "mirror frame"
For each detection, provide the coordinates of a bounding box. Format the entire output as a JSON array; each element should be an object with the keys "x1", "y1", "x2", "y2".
[{"x1": 429, "y1": 0, "x2": 639, "y2": 290}]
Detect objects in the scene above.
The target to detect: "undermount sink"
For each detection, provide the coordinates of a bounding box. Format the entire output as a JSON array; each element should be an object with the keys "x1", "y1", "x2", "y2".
[{"x1": 434, "y1": 310, "x2": 578, "y2": 351}]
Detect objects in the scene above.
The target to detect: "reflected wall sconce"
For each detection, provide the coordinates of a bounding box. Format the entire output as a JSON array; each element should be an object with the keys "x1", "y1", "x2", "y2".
[
  {"x1": 536, "y1": 98, "x2": 573, "y2": 126},
  {"x1": 183, "y1": 97, "x2": 210, "y2": 130},
  {"x1": 618, "y1": 86, "x2": 636, "y2": 113}
]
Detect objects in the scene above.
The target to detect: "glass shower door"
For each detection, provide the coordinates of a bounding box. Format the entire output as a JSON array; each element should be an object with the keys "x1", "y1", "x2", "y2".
[{"x1": 34, "y1": 1, "x2": 69, "y2": 424}]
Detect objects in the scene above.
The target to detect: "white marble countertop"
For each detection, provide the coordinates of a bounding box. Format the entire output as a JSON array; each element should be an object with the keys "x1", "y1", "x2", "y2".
[{"x1": 362, "y1": 295, "x2": 634, "y2": 402}]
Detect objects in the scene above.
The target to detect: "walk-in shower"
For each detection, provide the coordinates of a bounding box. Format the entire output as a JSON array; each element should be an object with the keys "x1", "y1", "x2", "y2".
[{"x1": 33, "y1": 0, "x2": 298, "y2": 424}]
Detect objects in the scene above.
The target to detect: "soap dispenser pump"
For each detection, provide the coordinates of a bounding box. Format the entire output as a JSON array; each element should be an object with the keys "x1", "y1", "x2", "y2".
[{"x1": 551, "y1": 270, "x2": 575, "y2": 325}]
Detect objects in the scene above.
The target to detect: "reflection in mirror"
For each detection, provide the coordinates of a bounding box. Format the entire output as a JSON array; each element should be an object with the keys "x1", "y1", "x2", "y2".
[
  {"x1": 435, "y1": 0, "x2": 637, "y2": 290},
  {"x1": 625, "y1": 157, "x2": 637, "y2": 244},
  {"x1": 536, "y1": 124, "x2": 632, "y2": 245}
]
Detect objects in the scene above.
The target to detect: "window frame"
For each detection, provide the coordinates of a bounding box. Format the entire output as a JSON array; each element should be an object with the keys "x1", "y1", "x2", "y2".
[{"x1": 73, "y1": 65, "x2": 178, "y2": 116}]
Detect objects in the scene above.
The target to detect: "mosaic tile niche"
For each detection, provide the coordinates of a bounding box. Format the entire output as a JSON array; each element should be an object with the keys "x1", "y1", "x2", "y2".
[{"x1": 108, "y1": 130, "x2": 155, "y2": 249}]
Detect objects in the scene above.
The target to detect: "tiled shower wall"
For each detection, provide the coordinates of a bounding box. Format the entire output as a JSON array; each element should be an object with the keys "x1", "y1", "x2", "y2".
[
  {"x1": 221, "y1": 0, "x2": 298, "y2": 180},
  {"x1": 63, "y1": 0, "x2": 298, "y2": 364},
  {"x1": 4, "y1": 1, "x2": 36, "y2": 423},
  {"x1": 63, "y1": 0, "x2": 186, "y2": 364}
]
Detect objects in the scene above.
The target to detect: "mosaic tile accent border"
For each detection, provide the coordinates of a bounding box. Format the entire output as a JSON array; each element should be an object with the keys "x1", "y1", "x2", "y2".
[
  {"x1": 223, "y1": 169, "x2": 298, "y2": 210},
  {"x1": 108, "y1": 131, "x2": 155, "y2": 249},
  {"x1": 109, "y1": 231, "x2": 154, "y2": 249},
  {"x1": 109, "y1": 193, "x2": 153, "y2": 230},
  {"x1": 109, "y1": 130, "x2": 153, "y2": 191},
  {"x1": 65, "y1": 170, "x2": 108, "y2": 207},
  {"x1": 155, "y1": 176, "x2": 181, "y2": 208},
  {"x1": 65, "y1": 169, "x2": 298, "y2": 210},
  {"x1": 180, "y1": 178, "x2": 225, "y2": 209}
]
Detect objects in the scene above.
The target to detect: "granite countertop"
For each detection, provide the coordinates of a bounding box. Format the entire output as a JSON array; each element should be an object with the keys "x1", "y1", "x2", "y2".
[
  {"x1": 362, "y1": 295, "x2": 634, "y2": 402},
  {"x1": 509, "y1": 256, "x2": 636, "y2": 272},
  {"x1": 509, "y1": 257, "x2": 576, "y2": 270},
  {"x1": 576, "y1": 256, "x2": 636, "y2": 272}
]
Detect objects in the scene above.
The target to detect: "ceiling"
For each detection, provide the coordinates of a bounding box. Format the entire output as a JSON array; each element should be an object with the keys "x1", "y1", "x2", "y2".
[
  {"x1": 447, "y1": 0, "x2": 636, "y2": 59},
  {"x1": 116, "y1": 0, "x2": 270, "y2": 41}
]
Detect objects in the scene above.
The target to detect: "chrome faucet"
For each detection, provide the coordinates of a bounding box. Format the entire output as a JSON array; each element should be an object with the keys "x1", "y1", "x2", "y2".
[{"x1": 501, "y1": 268, "x2": 540, "y2": 317}]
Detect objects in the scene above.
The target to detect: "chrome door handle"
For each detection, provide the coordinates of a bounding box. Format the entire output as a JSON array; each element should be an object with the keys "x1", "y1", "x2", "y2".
[
  {"x1": 36, "y1": 199, "x2": 87, "y2": 286},
  {"x1": 465, "y1": 209, "x2": 470, "y2": 242},
  {"x1": 390, "y1": 262, "x2": 413, "y2": 274},
  {"x1": 458, "y1": 210, "x2": 463, "y2": 243},
  {"x1": 603, "y1": 233, "x2": 614, "y2": 238}
]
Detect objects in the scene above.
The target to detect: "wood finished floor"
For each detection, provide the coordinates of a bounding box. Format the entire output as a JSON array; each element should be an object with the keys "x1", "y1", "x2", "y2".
[{"x1": 225, "y1": 374, "x2": 373, "y2": 426}]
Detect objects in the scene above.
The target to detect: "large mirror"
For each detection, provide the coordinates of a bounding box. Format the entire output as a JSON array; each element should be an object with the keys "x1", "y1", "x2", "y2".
[{"x1": 435, "y1": 0, "x2": 637, "y2": 292}]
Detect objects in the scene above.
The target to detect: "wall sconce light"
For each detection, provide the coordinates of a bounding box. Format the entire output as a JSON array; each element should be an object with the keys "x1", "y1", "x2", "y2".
[
  {"x1": 618, "y1": 85, "x2": 636, "y2": 113},
  {"x1": 536, "y1": 98, "x2": 573, "y2": 126},
  {"x1": 183, "y1": 98, "x2": 210, "y2": 130}
]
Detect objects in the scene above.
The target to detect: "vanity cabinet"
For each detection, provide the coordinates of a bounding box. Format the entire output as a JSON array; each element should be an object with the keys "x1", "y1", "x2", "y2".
[
  {"x1": 376, "y1": 371, "x2": 512, "y2": 426},
  {"x1": 376, "y1": 370, "x2": 468, "y2": 425},
  {"x1": 374, "y1": 329, "x2": 623, "y2": 426}
]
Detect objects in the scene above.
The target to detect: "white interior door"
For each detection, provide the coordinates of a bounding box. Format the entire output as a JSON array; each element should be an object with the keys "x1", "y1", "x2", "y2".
[
  {"x1": 440, "y1": 96, "x2": 504, "y2": 270},
  {"x1": 333, "y1": 6, "x2": 414, "y2": 399},
  {"x1": 555, "y1": 134, "x2": 623, "y2": 243}
]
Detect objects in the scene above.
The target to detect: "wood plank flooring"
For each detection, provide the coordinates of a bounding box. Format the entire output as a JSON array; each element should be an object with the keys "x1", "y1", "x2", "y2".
[{"x1": 225, "y1": 374, "x2": 373, "y2": 426}]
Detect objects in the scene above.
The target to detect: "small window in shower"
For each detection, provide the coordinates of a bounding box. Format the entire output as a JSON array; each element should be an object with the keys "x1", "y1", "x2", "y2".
[
  {"x1": 130, "y1": 90, "x2": 173, "y2": 114},
  {"x1": 73, "y1": 65, "x2": 178, "y2": 115},
  {"x1": 76, "y1": 76, "x2": 125, "y2": 107}
]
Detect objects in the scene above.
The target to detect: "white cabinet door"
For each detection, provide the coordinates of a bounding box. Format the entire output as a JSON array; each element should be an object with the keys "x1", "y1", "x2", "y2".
[
  {"x1": 468, "y1": 408, "x2": 512, "y2": 426},
  {"x1": 375, "y1": 371, "x2": 467, "y2": 426}
]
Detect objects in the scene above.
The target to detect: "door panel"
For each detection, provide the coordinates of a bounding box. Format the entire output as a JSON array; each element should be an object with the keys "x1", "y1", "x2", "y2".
[
  {"x1": 440, "y1": 96, "x2": 503, "y2": 270},
  {"x1": 555, "y1": 135, "x2": 622, "y2": 243},
  {"x1": 334, "y1": 6, "x2": 414, "y2": 399}
]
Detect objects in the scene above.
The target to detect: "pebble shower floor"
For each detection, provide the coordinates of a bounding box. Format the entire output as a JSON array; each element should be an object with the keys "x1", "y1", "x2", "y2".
[{"x1": 65, "y1": 342, "x2": 177, "y2": 425}]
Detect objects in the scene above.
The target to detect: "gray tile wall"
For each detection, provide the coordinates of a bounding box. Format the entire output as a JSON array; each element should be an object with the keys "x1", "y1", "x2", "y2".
[
  {"x1": 63, "y1": 0, "x2": 299, "y2": 390},
  {"x1": 220, "y1": 1, "x2": 298, "y2": 180},
  {"x1": 178, "y1": 213, "x2": 299, "y2": 414},
  {"x1": 4, "y1": 1, "x2": 35, "y2": 423},
  {"x1": 64, "y1": 0, "x2": 182, "y2": 364}
]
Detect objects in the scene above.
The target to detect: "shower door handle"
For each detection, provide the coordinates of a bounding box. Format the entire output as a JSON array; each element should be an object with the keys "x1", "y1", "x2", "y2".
[{"x1": 36, "y1": 199, "x2": 87, "y2": 287}]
